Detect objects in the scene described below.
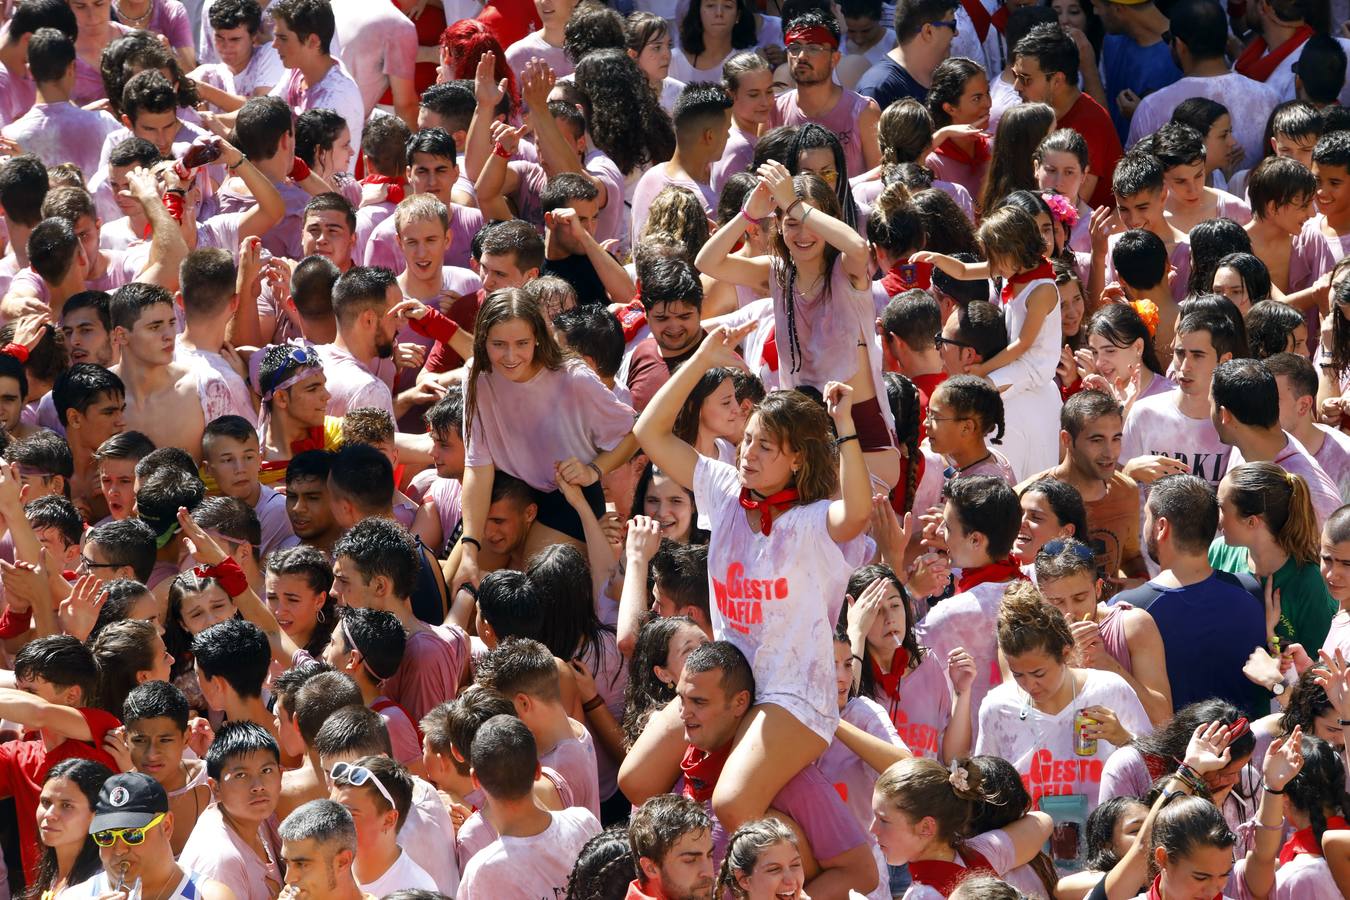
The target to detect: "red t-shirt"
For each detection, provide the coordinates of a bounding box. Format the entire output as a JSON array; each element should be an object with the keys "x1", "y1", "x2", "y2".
[
  {"x1": 477, "y1": 0, "x2": 542, "y2": 52},
  {"x1": 625, "y1": 335, "x2": 703, "y2": 413},
  {"x1": 0, "y1": 707, "x2": 121, "y2": 879},
  {"x1": 1058, "y1": 93, "x2": 1123, "y2": 210}
]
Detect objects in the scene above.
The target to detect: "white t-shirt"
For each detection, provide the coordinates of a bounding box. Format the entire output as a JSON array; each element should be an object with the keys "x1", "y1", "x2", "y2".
[
  {"x1": 1121, "y1": 388, "x2": 1232, "y2": 489},
  {"x1": 540, "y1": 722, "x2": 601, "y2": 820},
  {"x1": 457, "y1": 808, "x2": 601, "y2": 900},
  {"x1": 692, "y1": 454, "x2": 873, "y2": 742},
  {"x1": 900, "y1": 828, "x2": 1019, "y2": 900},
  {"x1": 1228, "y1": 432, "x2": 1344, "y2": 525},
  {"x1": 816, "y1": 695, "x2": 907, "y2": 830},
  {"x1": 357, "y1": 848, "x2": 437, "y2": 896},
  {"x1": 974, "y1": 668, "x2": 1152, "y2": 812},
  {"x1": 1126, "y1": 73, "x2": 1279, "y2": 172},
  {"x1": 914, "y1": 580, "x2": 1011, "y2": 743},
  {"x1": 401, "y1": 775, "x2": 462, "y2": 897}
]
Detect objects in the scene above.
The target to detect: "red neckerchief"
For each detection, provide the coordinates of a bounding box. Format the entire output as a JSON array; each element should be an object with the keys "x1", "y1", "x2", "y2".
[
  {"x1": 989, "y1": 3, "x2": 1009, "y2": 33},
  {"x1": 739, "y1": 486, "x2": 799, "y2": 535},
  {"x1": 1234, "y1": 24, "x2": 1314, "y2": 81},
  {"x1": 290, "y1": 426, "x2": 327, "y2": 455},
  {"x1": 1000, "y1": 259, "x2": 1055, "y2": 304},
  {"x1": 962, "y1": 0, "x2": 993, "y2": 41},
  {"x1": 624, "y1": 880, "x2": 668, "y2": 900},
  {"x1": 932, "y1": 134, "x2": 991, "y2": 168},
  {"x1": 762, "y1": 325, "x2": 779, "y2": 372},
  {"x1": 616, "y1": 298, "x2": 647, "y2": 343},
  {"x1": 870, "y1": 647, "x2": 910, "y2": 700},
  {"x1": 361, "y1": 174, "x2": 406, "y2": 205},
  {"x1": 1143, "y1": 752, "x2": 1171, "y2": 783},
  {"x1": 680, "y1": 742, "x2": 732, "y2": 803},
  {"x1": 908, "y1": 846, "x2": 994, "y2": 896},
  {"x1": 881, "y1": 260, "x2": 934, "y2": 298},
  {"x1": 956, "y1": 558, "x2": 1024, "y2": 593},
  {"x1": 1279, "y1": 815, "x2": 1349, "y2": 864},
  {"x1": 1147, "y1": 874, "x2": 1220, "y2": 900}
]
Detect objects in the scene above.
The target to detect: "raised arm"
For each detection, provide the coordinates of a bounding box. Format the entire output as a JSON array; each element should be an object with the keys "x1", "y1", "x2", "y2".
[
  {"x1": 474, "y1": 120, "x2": 526, "y2": 223},
  {"x1": 0, "y1": 688, "x2": 93, "y2": 741},
  {"x1": 1242, "y1": 726, "x2": 1303, "y2": 899},
  {"x1": 759, "y1": 160, "x2": 870, "y2": 286},
  {"x1": 617, "y1": 516, "x2": 662, "y2": 657},
  {"x1": 127, "y1": 167, "x2": 189, "y2": 290},
  {"x1": 218, "y1": 139, "x2": 285, "y2": 241},
  {"x1": 547, "y1": 207, "x2": 635, "y2": 304},
  {"x1": 823, "y1": 382, "x2": 873, "y2": 543},
  {"x1": 909, "y1": 250, "x2": 991, "y2": 282},
  {"x1": 633, "y1": 323, "x2": 755, "y2": 490},
  {"x1": 556, "y1": 465, "x2": 620, "y2": 602},
  {"x1": 464, "y1": 51, "x2": 508, "y2": 183},
  {"x1": 693, "y1": 179, "x2": 775, "y2": 288}
]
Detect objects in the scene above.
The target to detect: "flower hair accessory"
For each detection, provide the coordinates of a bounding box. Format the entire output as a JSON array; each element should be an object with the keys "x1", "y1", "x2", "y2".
[
  {"x1": 948, "y1": 760, "x2": 970, "y2": 792},
  {"x1": 1042, "y1": 191, "x2": 1079, "y2": 228},
  {"x1": 1130, "y1": 299, "x2": 1160, "y2": 337}
]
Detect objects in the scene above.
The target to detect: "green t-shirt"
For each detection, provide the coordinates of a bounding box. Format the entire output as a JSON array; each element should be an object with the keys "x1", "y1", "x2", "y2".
[{"x1": 1208, "y1": 540, "x2": 1336, "y2": 651}]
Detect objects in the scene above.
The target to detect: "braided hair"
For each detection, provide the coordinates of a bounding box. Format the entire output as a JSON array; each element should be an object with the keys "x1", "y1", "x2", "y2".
[
  {"x1": 883, "y1": 372, "x2": 921, "y2": 513},
  {"x1": 771, "y1": 173, "x2": 841, "y2": 377},
  {"x1": 1283, "y1": 736, "x2": 1350, "y2": 850},
  {"x1": 565, "y1": 826, "x2": 636, "y2": 900},
  {"x1": 933, "y1": 375, "x2": 1006, "y2": 444}
]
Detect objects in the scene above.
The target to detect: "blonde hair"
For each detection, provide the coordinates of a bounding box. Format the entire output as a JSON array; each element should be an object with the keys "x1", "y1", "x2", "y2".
[
  {"x1": 642, "y1": 185, "x2": 711, "y2": 255},
  {"x1": 1225, "y1": 461, "x2": 1320, "y2": 566},
  {"x1": 978, "y1": 206, "x2": 1045, "y2": 273},
  {"x1": 716, "y1": 818, "x2": 799, "y2": 899},
  {"x1": 996, "y1": 583, "x2": 1074, "y2": 660},
  {"x1": 394, "y1": 193, "x2": 451, "y2": 234}
]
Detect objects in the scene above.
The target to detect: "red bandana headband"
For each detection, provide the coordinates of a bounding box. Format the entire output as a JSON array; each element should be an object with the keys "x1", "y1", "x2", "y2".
[{"x1": 784, "y1": 24, "x2": 839, "y2": 48}]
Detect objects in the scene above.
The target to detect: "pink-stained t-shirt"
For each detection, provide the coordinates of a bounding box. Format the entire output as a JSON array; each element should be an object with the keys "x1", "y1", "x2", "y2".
[
  {"x1": 381, "y1": 623, "x2": 471, "y2": 722},
  {"x1": 457, "y1": 807, "x2": 600, "y2": 900},
  {"x1": 692, "y1": 455, "x2": 874, "y2": 742},
  {"x1": 581, "y1": 629, "x2": 628, "y2": 802},
  {"x1": 364, "y1": 200, "x2": 483, "y2": 272},
  {"x1": 975, "y1": 668, "x2": 1151, "y2": 811},
  {"x1": 1096, "y1": 603, "x2": 1134, "y2": 675},
  {"x1": 629, "y1": 163, "x2": 718, "y2": 248},
  {"x1": 455, "y1": 768, "x2": 574, "y2": 871},
  {"x1": 269, "y1": 62, "x2": 365, "y2": 171},
  {"x1": 0, "y1": 60, "x2": 35, "y2": 128},
  {"x1": 177, "y1": 805, "x2": 282, "y2": 900},
  {"x1": 924, "y1": 143, "x2": 990, "y2": 208},
  {"x1": 1127, "y1": 73, "x2": 1279, "y2": 171},
  {"x1": 372, "y1": 695, "x2": 422, "y2": 765},
  {"x1": 584, "y1": 148, "x2": 627, "y2": 252},
  {"x1": 6, "y1": 266, "x2": 50, "y2": 308},
  {"x1": 176, "y1": 345, "x2": 256, "y2": 423},
  {"x1": 1228, "y1": 432, "x2": 1342, "y2": 525},
  {"x1": 1232, "y1": 852, "x2": 1339, "y2": 900},
  {"x1": 539, "y1": 722, "x2": 600, "y2": 819},
  {"x1": 817, "y1": 695, "x2": 907, "y2": 829},
  {"x1": 354, "y1": 200, "x2": 396, "y2": 262},
  {"x1": 1291, "y1": 221, "x2": 1337, "y2": 294},
  {"x1": 1301, "y1": 214, "x2": 1350, "y2": 266},
  {"x1": 900, "y1": 829, "x2": 1020, "y2": 900},
  {"x1": 87, "y1": 246, "x2": 150, "y2": 293},
  {"x1": 1324, "y1": 610, "x2": 1350, "y2": 659},
  {"x1": 216, "y1": 177, "x2": 311, "y2": 261},
  {"x1": 119, "y1": 0, "x2": 194, "y2": 50},
  {"x1": 867, "y1": 645, "x2": 953, "y2": 760},
  {"x1": 189, "y1": 44, "x2": 286, "y2": 102},
  {"x1": 403, "y1": 775, "x2": 461, "y2": 896},
  {"x1": 1215, "y1": 190, "x2": 1252, "y2": 225},
  {"x1": 945, "y1": 447, "x2": 1018, "y2": 485},
  {"x1": 771, "y1": 88, "x2": 872, "y2": 179},
  {"x1": 465, "y1": 357, "x2": 636, "y2": 492},
  {"x1": 914, "y1": 580, "x2": 1013, "y2": 743},
  {"x1": 504, "y1": 30, "x2": 573, "y2": 79},
  {"x1": 329, "y1": 0, "x2": 418, "y2": 115},
  {"x1": 1105, "y1": 231, "x2": 1192, "y2": 303},
  {"x1": 1311, "y1": 424, "x2": 1350, "y2": 502},
  {"x1": 313, "y1": 342, "x2": 396, "y2": 420},
  {"x1": 411, "y1": 473, "x2": 463, "y2": 556},
  {"x1": 2, "y1": 103, "x2": 120, "y2": 182},
  {"x1": 253, "y1": 485, "x2": 299, "y2": 559},
  {"x1": 712, "y1": 122, "x2": 757, "y2": 197},
  {"x1": 73, "y1": 23, "x2": 134, "y2": 104},
  {"x1": 1121, "y1": 388, "x2": 1233, "y2": 490}
]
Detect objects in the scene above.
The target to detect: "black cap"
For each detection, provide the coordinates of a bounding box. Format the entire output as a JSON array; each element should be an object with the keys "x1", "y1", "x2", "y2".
[{"x1": 89, "y1": 772, "x2": 169, "y2": 833}]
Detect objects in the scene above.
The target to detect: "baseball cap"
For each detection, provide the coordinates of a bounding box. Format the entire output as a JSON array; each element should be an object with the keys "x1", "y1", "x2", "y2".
[{"x1": 89, "y1": 772, "x2": 169, "y2": 834}]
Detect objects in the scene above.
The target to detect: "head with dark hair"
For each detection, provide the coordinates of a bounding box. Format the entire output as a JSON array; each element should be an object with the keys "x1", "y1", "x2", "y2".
[
  {"x1": 478, "y1": 219, "x2": 545, "y2": 291},
  {"x1": 1012, "y1": 23, "x2": 1079, "y2": 100},
  {"x1": 332, "y1": 517, "x2": 419, "y2": 607},
  {"x1": 420, "y1": 683, "x2": 515, "y2": 780},
  {"x1": 205, "y1": 720, "x2": 281, "y2": 785},
  {"x1": 1149, "y1": 797, "x2": 1237, "y2": 892},
  {"x1": 27, "y1": 27, "x2": 74, "y2": 84},
  {"x1": 326, "y1": 443, "x2": 395, "y2": 525},
  {"x1": 271, "y1": 0, "x2": 335, "y2": 54},
  {"x1": 676, "y1": 640, "x2": 755, "y2": 751},
  {"x1": 476, "y1": 637, "x2": 561, "y2": 704},
  {"x1": 27, "y1": 216, "x2": 83, "y2": 285},
  {"x1": 15, "y1": 634, "x2": 98, "y2": 706},
  {"x1": 1112, "y1": 229, "x2": 1168, "y2": 291},
  {"x1": 627, "y1": 794, "x2": 714, "y2": 896},
  {"x1": 936, "y1": 300, "x2": 1007, "y2": 377},
  {"x1": 232, "y1": 96, "x2": 294, "y2": 162},
  {"x1": 622, "y1": 615, "x2": 705, "y2": 747},
  {"x1": 1211, "y1": 357, "x2": 1281, "y2": 442},
  {"x1": 1172, "y1": 310, "x2": 1242, "y2": 406},
  {"x1": 1016, "y1": 478, "x2": 1090, "y2": 561},
  {"x1": 331, "y1": 754, "x2": 413, "y2": 832},
  {"x1": 82, "y1": 517, "x2": 156, "y2": 583},
  {"x1": 331, "y1": 267, "x2": 398, "y2": 358},
  {"x1": 293, "y1": 672, "x2": 364, "y2": 747},
  {"x1": 553, "y1": 306, "x2": 625, "y2": 381},
  {"x1": 893, "y1": 0, "x2": 960, "y2": 43},
  {"x1": 573, "y1": 49, "x2": 675, "y2": 177},
  {"x1": 1145, "y1": 474, "x2": 1219, "y2": 558},
  {"x1": 418, "y1": 81, "x2": 478, "y2": 136},
  {"x1": 678, "y1": 0, "x2": 756, "y2": 56},
  {"x1": 99, "y1": 30, "x2": 197, "y2": 121},
  {"x1": 294, "y1": 108, "x2": 350, "y2": 174},
  {"x1": 469, "y1": 715, "x2": 539, "y2": 801},
  {"x1": 1084, "y1": 797, "x2": 1151, "y2": 873},
  {"x1": 0, "y1": 154, "x2": 50, "y2": 227},
  {"x1": 134, "y1": 467, "x2": 205, "y2": 549},
  {"x1": 787, "y1": 123, "x2": 859, "y2": 229},
  {"x1": 879, "y1": 289, "x2": 941, "y2": 356},
  {"x1": 29, "y1": 757, "x2": 112, "y2": 897},
  {"x1": 564, "y1": 1, "x2": 627, "y2": 63},
  {"x1": 941, "y1": 475, "x2": 1021, "y2": 565},
  {"x1": 6, "y1": 429, "x2": 73, "y2": 498},
  {"x1": 566, "y1": 826, "x2": 638, "y2": 900},
  {"x1": 359, "y1": 114, "x2": 411, "y2": 180},
  {"x1": 929, "y1": 374, "x2": 1005, "y2": 452},
  {"x1": 1189, "y1": 221, "x2": 1253, "y2": 306},
  {"x1": 1209, "y1": 252, "x2": 1271, "y2": 314},
  {"x1": 120, "y1": 70, "x2": 177, "y2": 130},
  {"x1": 911, "y1": 189, "x2": 979, "y2": 257},
  {"x1": 1248, "y1": 156, "x2": 1316, "y2": 223},
  {"x1": 1112, "y1": 151, "x2": 1165, "y2": 217},
  {"x1": 326, "y1": 606, "x2": 405, "y2": 684},
  {"x1": 178, "y1": 248, "x2": 238, "y2": 323},
  {"x1": 1245, "y1": 300, "x2": 1308, "y2": 360},
  {"x1": 1166, "y1": 0, "x2": 1227, "y2": 61},
  {"x1": 194, "y1": 619, "x2": 271, "y2": 702},
  {"x1": 27, "y1": 494, "x2": 84, "y2": 562}
]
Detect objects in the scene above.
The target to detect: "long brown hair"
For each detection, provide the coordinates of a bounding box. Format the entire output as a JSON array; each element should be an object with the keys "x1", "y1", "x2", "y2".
[
  {"x1": 751, "y1": 390, "x2": 838, "y2": 503},
  {"x1": 1225, "y1": 461, "x2": 1320, "y2": 566},
  {"x1": 464, "y1": 289, "x2": 567, "y2": 443},
  {"x1": 875, "y1": 756, "x2": 987, "y2": 846},
  {"x1": 772, "y1": 173, "x2": 843, "y2": 377},
  {"x1": 979, "y1": 102, "x2": 1056, "y2": 214}
]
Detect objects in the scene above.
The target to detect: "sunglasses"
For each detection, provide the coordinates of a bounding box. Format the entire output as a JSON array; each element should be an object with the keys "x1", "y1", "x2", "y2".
[
  {"x1": 1040, "y1": 538, "x2": 1095, "y2": 563},
  {"x1": 330, "y1": 762, "x2": 395, "y2": 809},
  {"x1": 933, "y1": 334, "x2": 975, "y2": 350},
  {"x1": 264, "y1": 345, "x2": 321, "y2": 394},
  {"x1": 92, "y1": 812, "x2": 166, "y2": 847}
]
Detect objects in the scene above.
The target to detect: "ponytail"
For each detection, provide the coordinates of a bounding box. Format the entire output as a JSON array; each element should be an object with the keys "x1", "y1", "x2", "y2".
[
  {"x1": 875, "y1": 757, "x2": 986, "y2": 846},
  {"x1": 1226, "y1": 462, "x2": 1319, "y2": 566}
]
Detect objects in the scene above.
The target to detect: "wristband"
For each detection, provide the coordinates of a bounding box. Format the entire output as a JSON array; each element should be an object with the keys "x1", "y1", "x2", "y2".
[
  {"x1": 289, "y1": 157, "x2": 311, "y2": 182},
  {"x1": 1340, "y1": 719, "x2": 1350, "y2": 727},
  {"x1": 492, "y1": 141, "x2": 511, "y2": 159},
  {"x1": 588, "y1": 461, "x2": 603, "y2": 482},
  {"x1": 162, "y1": 191, "x2": 185, "y2": 223},
  {"x1": 0, "y1": 342, "x2": 29, "y2": 364},
  {"x1": 835, "y1": 433, "x2": 859, "y2": 447},
  {"x1": 1262, "y1": 782, "x2": 1286, "y2": 795},
  {"x1": 740, "y1": 207, "x2": 762, "y2": 226},
  {"x1": 460, "y1": 536, "x2": 482, "y2": 551},
  {"x1": 192, "y1": 556, "x2": 248, "y2": 597},
  {"x1": 227, "y1": 155, "x2": 247, "y2": 171},
  {"x1": 582, "y1": 695, "x2": 604, "y2": 712}
]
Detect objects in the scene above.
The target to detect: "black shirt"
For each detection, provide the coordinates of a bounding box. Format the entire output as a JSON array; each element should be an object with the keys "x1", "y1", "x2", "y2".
[
  {"x1": 542, "y1": 252, "x2": 609, "y2": 307},
  {"x1": 857, "y1": 58, "x2": 928, "y2": 111}
]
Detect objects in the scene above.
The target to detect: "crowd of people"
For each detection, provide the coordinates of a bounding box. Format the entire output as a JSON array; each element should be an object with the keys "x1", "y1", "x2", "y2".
[{"x1": 2, "y1": 0, "x2": 1350, "y2": 895}]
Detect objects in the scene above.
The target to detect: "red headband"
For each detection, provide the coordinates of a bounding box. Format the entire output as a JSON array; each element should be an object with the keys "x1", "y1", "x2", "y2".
[{"x1": 785, "y1": 24, "x2": 839, "y2": 48}]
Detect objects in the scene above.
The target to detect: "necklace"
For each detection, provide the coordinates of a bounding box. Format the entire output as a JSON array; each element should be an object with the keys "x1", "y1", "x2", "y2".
[{"x1": 113, "y1": 0, "x2": 153, "y2": 26}]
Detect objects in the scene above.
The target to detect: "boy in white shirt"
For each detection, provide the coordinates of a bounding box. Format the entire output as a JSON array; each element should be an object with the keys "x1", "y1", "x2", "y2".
[{"x1": 328, "y1": 755, "x2": 436, "y2": 896}]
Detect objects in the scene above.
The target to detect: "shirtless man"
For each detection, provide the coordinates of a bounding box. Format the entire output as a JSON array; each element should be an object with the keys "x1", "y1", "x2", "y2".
[
  {"x1": 109, "y1": 282, "x2": 217, "y2": 462},
  {"x1": 51, "y1": 363, "x2": 126, "y2": 521}
]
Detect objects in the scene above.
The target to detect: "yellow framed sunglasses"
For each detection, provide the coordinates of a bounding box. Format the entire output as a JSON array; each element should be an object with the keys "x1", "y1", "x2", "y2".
[{"x1": 92, "y1": 813, "x2": 166, "y2": 847}]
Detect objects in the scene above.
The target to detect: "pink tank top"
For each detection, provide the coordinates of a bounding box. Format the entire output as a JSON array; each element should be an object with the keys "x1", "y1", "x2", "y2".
[
  {"x1": 1098, "y1": 603, "x2": 1133, "y2": 675},
  {"x1": 772, "y1": 89, "x2": 870, "y2": 180}
]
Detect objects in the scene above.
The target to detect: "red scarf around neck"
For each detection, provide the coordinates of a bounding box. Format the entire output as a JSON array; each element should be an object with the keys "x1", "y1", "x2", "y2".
[
  {"x1": 1279, "y1": 816, "x2": 1349, "y2": 864},
  {"x1": 361, "y1": 173, "x2": 406, "y2": 204},
  {"x1": 739, "y1": 486, "x2": 800, "y2": 535},
  {"x1": 1000, "y1": 259, "x2": 1055, "y2": 304},
  {"x1": 1147, "y1": 873, "x2": 1221, "y2": 900},
  {"x1": 933, "y1": 134, "x2": 991, "y2": 168},
  {"x1": 956, "y1": 558, "x2": 1025, "y2": 593},
  {"x1": 679, "y1": 742, "x2": 732, "y2": 803},
  {"x1": 1234, "y1": 24, "x2": 1314, "y2": 82},
  {"x1": 908, "y1": 846, "x2": 994, "y2": 896},
  {"x1": 870, "y1": 647, "x2": 911, "y2": 700}
]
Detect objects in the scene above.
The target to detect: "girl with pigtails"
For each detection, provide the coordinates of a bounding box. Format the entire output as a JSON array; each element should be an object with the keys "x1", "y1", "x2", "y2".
[{"x1": 696, "y1": 162, "x2": 900, "y2": 489}]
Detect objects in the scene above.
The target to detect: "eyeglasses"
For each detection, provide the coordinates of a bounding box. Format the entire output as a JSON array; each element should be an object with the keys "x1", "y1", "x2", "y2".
[
  {"x1": 785, "y1": 42, "x2": 832, "y2": 55},
  {"x1": 933, "y1": 334, "x2": 975, "y2": 350},
  {"x1": 330, "y1": 762, "x2": 395, "y2": 809},
  {"x1": 92, "y1": 813, "x2": 166, "y2": 847},
  {"x1": 932, "y1": 19, "x2": 958, "y2": 30},
  {"x1": 78, "y1": 554, "x2": 122, "y2": 571},
  {"x1": 1039, "y1": 538, "x2": 1095, "y2": 563},
  {"x1": 923, "y1": 410, "x2": 969, "y2": 424}
]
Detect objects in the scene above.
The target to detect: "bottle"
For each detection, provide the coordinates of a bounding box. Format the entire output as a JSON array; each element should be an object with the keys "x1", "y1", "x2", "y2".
[
  {"x1": 1073, "y1": 710, "x2": 1098, "y2": 757},
  {"x1": 173, "y1": 137, "x2": 223, "y2": 181}
]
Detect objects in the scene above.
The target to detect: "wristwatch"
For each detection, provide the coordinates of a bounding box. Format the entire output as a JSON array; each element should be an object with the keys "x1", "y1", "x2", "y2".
[{"x1": 1269, "y1": 681, "x2": 1286, "y2": 696}]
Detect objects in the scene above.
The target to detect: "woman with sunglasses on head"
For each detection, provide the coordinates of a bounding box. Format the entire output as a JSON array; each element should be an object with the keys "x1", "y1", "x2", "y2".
[
  {"x1": 924, "y1": 57, "x2": 993, "y2": 205},
  {"x1": 975, "y1": 583, "x2": 1151, "y2": 812},
  {"x1": 1034, "y1": 538, "x2": 1173, "y2": 727},
  {"x1": 30, "y1": 759, "x2": 114, "y2": 900}
]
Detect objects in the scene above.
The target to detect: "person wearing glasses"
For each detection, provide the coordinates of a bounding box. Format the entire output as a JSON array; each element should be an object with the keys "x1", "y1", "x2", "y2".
[
  {"x1": 328, "y1": 755, "x2": 437, "y2": 895},
  {"x1": 64, "y1": 772, "x2": 232, "y2": 900},
  {"x1": 0, "y1": 636, "x2": 121, "y2": 886},
  {"x1": 856, "y1": 0, "x2": 960, "y2": 112},
  {"x1": 925, "y1": 376, "x2": 1016, "y2": 484},
  {"x1": 770, "y1": 10, "x2": 881, "y2": 181},
  {"x1": 1034, "y1": 537, "x2": 1173, "y2": 727},
  {"x1": 178, "y1": 722, "x2": 284, "y2": 900}
]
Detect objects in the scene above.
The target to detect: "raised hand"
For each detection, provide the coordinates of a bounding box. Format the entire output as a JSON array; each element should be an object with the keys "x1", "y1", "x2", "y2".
[
  {"x1": 177, "y1": 506, "x2": 227, "y2": 566},
  {"x1": 948, "y1": 647, "x2": 976, "y2": 693},
  {"x1": 844, "y1": 576, "x2": 889, "y2": 646},
  {"x1": 1263, "y1": 725, "x2": 1305, "y2": 793},
  {"x1": 755, "y1": 160, "x2": 798, "y2": 212},
  {"x1": 625, "y1": 515, "x2": 663, "y2": 565},
  {"x1": 474, "y1": 50, "x2": 506, "y2": 109},
  {"x1": 1183, "y1": 720, "x2": 1236, "y2": 774},
  {"x1": 58, "y1": 574, "x2": 109, "y2": 642},
  {"x1": 823, "y1": 380, "x2": 854, "y2": 425},
  {"x1": 693, "y1": 323, "x2": 755, "y2": 369}
]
